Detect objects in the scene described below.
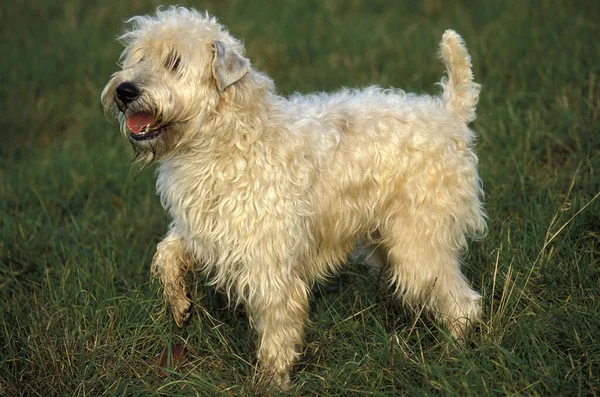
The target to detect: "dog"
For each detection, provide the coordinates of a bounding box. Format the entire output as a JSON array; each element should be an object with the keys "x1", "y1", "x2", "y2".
[{"x1": 101, "y1": 6, "x2": 485, "y2": 387}]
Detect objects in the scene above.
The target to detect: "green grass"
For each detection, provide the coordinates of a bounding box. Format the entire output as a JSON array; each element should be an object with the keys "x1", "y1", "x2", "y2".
[{"x1": 1, "y1": 0, "x2": 599, "y2": 395}]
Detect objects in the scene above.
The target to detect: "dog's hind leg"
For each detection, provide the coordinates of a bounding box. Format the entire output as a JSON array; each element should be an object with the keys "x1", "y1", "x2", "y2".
[
  {"x1": 382, "y1": 213, "x2": 481, "y2": 338},
  {"x1": 152, "y1": 230, "x2": 194, "y2": 327}
]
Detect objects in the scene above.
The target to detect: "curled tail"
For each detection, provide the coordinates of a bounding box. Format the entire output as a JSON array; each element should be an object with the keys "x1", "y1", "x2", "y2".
[{"x1": 439, "y1": 30, "x2": 480, "y2": 123}]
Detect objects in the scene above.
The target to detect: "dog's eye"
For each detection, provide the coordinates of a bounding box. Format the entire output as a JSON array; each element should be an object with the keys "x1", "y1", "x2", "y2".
[
  {"x1": 165, "y1": 52, "x2": 181, "y2": 72},
  {"x1": 171, "y1": 56, "x2": 181, "y2": 71}
]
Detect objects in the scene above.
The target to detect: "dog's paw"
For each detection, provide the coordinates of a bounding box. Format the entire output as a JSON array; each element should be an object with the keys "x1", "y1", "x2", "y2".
[
  {"x1": 171, "y1": 295, "x2": 192, "y2": 327},
  {"x1": 256, "y1": 364, "x2": 291, "y2": 390}
]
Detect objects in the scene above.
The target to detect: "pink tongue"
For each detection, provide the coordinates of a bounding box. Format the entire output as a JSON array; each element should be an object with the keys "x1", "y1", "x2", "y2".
[{"x1": 126, "y1": 113, "x2": 153, "y2": 134}]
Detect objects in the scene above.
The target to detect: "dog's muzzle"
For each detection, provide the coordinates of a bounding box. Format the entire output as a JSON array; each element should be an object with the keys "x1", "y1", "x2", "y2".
[{"x1": 112, "y1": 82, "x2": 165, "y2": 141}]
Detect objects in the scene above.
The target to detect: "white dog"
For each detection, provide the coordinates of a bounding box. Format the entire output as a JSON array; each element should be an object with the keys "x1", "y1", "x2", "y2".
[{"x1": 102, "y1": 7, "x2": 485, "y2": 387}]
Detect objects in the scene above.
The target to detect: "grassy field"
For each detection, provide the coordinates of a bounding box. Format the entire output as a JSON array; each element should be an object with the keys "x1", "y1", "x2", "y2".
[{"x1": 1, "y1": 0, "x2": 599, "y2": 395}]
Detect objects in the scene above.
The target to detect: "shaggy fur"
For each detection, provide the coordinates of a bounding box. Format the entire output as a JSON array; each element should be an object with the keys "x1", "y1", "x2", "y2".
[{"x1": 101, "y1": 7, "x2": 485, "y2": 387}]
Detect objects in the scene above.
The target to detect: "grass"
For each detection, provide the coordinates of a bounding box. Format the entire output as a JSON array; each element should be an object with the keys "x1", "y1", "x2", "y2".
[{"x1": 1, "y1": 0, "x2": 599, "y2": 395}]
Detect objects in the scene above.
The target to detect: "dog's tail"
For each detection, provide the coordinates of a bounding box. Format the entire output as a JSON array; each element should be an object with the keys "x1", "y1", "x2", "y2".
[{"x1": 439, "y1": 30, "x2": 480, "y2": 123}]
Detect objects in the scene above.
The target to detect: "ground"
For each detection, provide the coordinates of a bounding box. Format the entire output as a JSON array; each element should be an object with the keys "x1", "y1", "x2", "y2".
[{"x1": 1, "y1": 0, "x2": 599, "y2": 395}]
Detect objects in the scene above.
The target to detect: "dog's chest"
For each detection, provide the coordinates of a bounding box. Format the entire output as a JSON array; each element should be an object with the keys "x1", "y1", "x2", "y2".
[{"x1": 156, "y1": 156, "x2": 313, "y2": 261}]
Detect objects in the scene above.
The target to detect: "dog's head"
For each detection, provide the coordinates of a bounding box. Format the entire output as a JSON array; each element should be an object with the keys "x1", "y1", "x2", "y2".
[{"x1": 101, "y1": 7, "x2": 251, "y2": 164}]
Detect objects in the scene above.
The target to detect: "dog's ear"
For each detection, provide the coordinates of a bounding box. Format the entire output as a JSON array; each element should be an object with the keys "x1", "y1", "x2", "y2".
[{"x1": 211, "y1": 41, "x2": 250, "y2": 91}]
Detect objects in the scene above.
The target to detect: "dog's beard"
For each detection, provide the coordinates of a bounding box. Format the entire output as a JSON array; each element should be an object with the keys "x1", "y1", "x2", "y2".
[
  {"x1": 123, "y1": 121, "x2": 182, "y2": 168},
  {"x1": 130, "y1": 132, "x2": 164, "y2": 167}
]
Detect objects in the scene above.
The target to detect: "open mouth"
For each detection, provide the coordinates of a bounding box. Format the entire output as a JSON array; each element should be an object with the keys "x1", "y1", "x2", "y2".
[{"x1": 126, "y1": 112, "x2": 164, "y2": 141}]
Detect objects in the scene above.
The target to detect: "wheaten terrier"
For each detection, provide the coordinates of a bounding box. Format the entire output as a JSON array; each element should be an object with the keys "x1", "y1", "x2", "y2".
[{"x1": 102, "y1": 7, "x2": 485, "y2": 387}]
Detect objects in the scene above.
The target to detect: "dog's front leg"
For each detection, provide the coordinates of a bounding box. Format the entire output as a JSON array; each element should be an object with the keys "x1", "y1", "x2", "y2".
[
  {"x1": 247, "y1": 275, "x2": 309, "y2": 388},
  {"x1": 151, "y1": 230, "x2": 193, "y2": 327}
]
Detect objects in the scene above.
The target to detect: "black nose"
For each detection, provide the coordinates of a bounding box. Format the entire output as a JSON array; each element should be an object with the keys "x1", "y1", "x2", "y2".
[{"x1": 116, "y1": 82, "x2": 140, "y2": 103}]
